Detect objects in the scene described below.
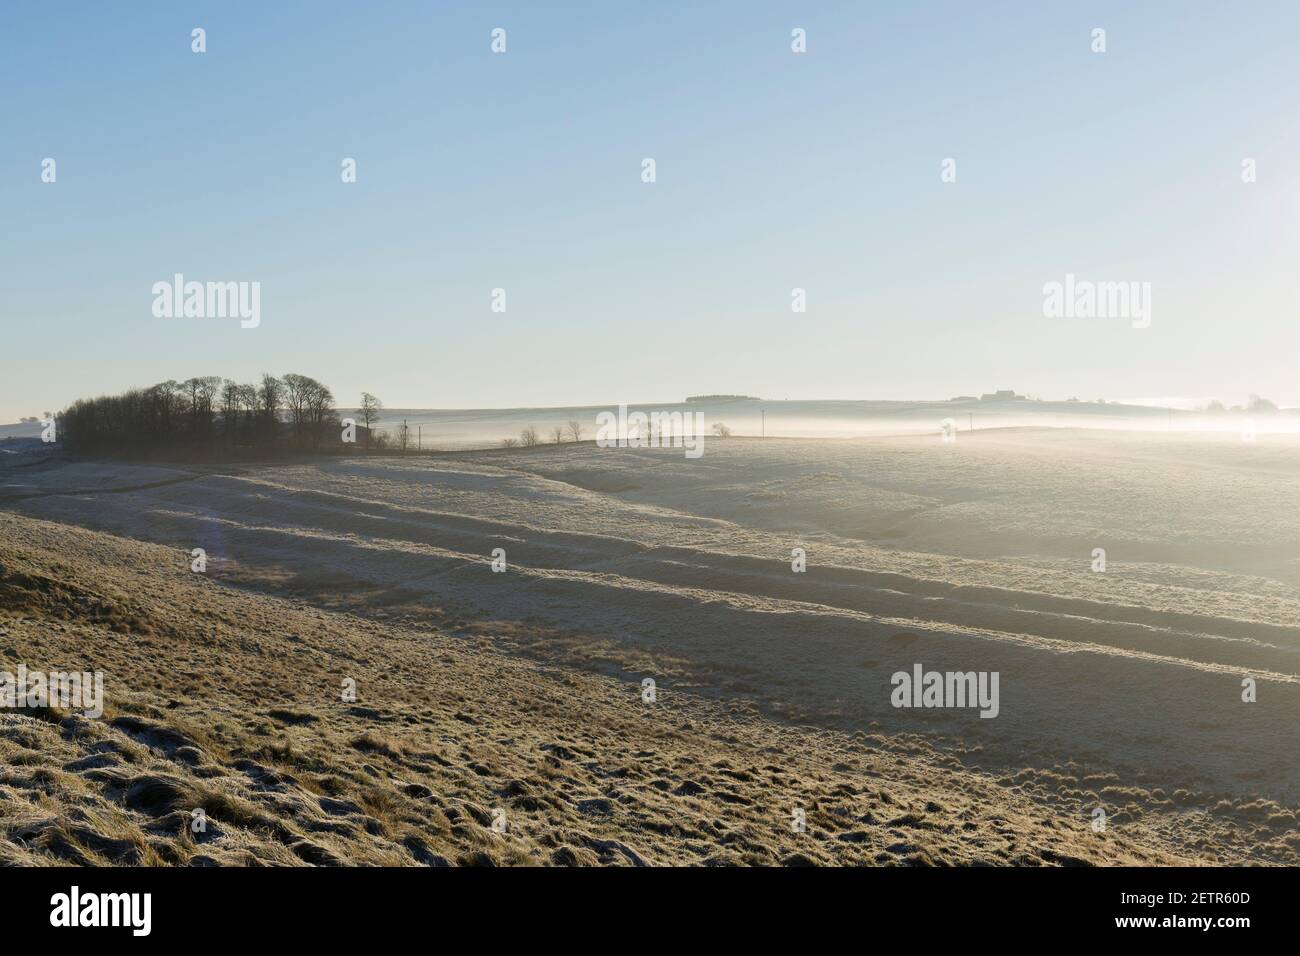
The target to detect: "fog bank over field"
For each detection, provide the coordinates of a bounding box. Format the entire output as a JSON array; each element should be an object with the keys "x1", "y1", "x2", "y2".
[
  {"x1": 250, "y1": 397, "x2": 1300, "y2": 448},
  {"x1": 9, "y1": 395, "x2": 1296, "y2": 448}
]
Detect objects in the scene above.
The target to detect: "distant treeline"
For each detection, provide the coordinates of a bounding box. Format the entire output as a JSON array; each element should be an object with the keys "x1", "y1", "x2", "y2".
[
  {"x1": 684, "y1": 394, "x2": 760, "y2": 403},
  {"x1": 58, "y1": 374, "x2": 378, "y2": 459}
]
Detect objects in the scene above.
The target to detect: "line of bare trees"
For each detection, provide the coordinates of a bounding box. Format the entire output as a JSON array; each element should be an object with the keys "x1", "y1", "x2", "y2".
[
  {"x1": 58, "y1": 373, "x2": 357, "y2": 458},
  {"x1": 503, "y1": 420, "x2": 583, "y2": 449}
]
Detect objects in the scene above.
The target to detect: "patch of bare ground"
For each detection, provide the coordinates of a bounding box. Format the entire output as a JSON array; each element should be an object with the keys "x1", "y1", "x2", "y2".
[{"x1": 0, "y1": 511, "x2": 1277, "y2": 866}]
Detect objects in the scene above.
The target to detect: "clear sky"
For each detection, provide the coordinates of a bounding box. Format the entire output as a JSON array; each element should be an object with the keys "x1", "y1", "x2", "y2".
[{"x1": 3, "y1": 0, "x2": 1299, "y2": 421}]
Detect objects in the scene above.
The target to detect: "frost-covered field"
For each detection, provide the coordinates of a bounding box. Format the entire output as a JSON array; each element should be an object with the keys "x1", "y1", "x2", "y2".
[{"x1": 2, "y1": 428, "x2": 1297, "y2": 864}]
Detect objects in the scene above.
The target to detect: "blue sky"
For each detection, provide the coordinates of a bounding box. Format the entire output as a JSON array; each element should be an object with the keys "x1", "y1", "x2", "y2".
[{"x1": 3, "y1": 0, "x2": 1299, "y2": 420}]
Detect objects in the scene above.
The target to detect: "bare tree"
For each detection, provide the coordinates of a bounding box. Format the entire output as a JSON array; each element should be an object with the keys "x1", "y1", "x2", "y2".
[
  {"x1": 501, "y1": 437, "x2": 519, "y2": 448},
  {"x1": 520, "y1": 425, "x2": 539, "y2": 447},
  {"x1": 567, "y1": 420, "x2": 584, "y2": 442},
  {"x1": 304, "y1": 378, "x2": 336, "y2": 449},
  {"x1": 551, "y1": 425, "x2": 566, "y2": 444},
  {"x1": 220, "y1": 380, "x2": 241, "y2": 435},
  {"x1": 195, "y1": 376, "x2": 222, "y2": 414},
  {"x1": 358, "y1": 393, "x2": 383, "y2": 450},
  {"x1": 711, "y1": 422, "x2": 731, "y2": 438},
  {"x1": 281, "y1": 373, "x2": 334, "y2": 448},
  {"x1": 282, "y1": 373, "x2": 312, "y2": 442},
  {"x1": 395, "y1": 420, "x2": 411, "y2": 452},
  {"x1": 258, "y1": 374, "x2": 283, "y2": 440},
  {"x1": 236, "y1": 383, "x2": 259, "y2": 435},
  {"x1": 181, "y1": 376, "x2": 221, "y2": 436}
]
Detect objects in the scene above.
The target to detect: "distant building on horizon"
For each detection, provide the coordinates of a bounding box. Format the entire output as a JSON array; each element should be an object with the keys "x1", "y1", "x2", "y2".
[{"x1": 979, "y1": 389, "x2": 1025, "y2": 402}]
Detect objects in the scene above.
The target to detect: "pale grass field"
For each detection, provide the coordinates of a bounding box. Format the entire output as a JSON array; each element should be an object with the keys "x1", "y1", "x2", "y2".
[{"x1": 1, "y1": 428, "x2": 1296, "y2": 865}]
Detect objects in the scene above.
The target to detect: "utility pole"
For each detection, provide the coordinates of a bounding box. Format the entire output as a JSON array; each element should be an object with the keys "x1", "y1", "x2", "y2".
[
  {"x1": 968, "y1": 412, "x2": 973, "y2": 432},
  {"x1": 761, "y1": 409, "x2": 765, "y2": 437},
  {"x1": 418, "y1": 425, "x2": 422, "y2": 450}
]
